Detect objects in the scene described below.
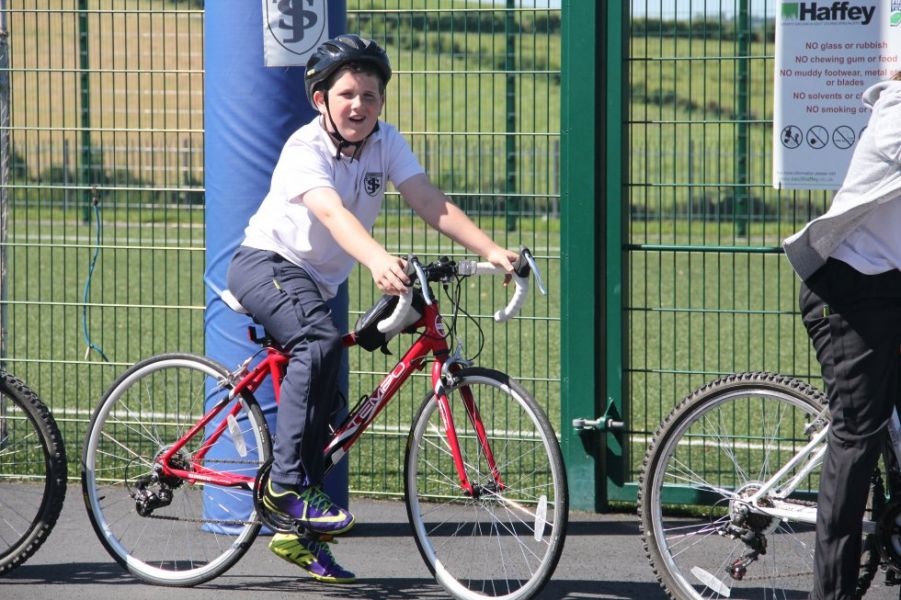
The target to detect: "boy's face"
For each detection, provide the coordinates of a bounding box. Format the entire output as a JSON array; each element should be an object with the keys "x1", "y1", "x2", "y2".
[{"x1": 314, "y1": 70, "x2": 384, "y2": 144}]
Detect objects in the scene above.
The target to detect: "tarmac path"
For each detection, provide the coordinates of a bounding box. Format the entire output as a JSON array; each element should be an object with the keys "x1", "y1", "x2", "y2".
[{"x1": 5, "y1": 488, "x2": 900, "y2": 600}]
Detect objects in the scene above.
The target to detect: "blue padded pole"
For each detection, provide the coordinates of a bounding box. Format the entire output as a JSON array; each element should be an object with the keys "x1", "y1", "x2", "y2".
[{"x1": 204, "y1": 1, "x2": 349, "y2": 528}]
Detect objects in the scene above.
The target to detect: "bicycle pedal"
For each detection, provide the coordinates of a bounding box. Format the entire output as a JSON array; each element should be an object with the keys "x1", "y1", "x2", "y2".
[{"x1": 293, "y1": 528, "x2": 335, "y2": 543}]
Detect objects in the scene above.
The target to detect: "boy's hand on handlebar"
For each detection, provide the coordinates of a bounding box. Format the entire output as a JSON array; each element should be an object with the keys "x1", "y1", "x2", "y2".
[
  {"x1": 368, "y1": 253, "x2": 410, "y2": 296},
  {"x1": 485, "y1": 247, "x2": 519, "y2": 286}
]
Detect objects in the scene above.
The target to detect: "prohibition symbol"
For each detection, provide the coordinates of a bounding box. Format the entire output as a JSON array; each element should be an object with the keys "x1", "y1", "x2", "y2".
[
  {"x1": 832, "y1": 126, "x2": 855, "y2": 150},
  {"x1": 806, "y1": 126, "x2": 828, "y2": 150},
  {"x1": 780, "y1": 125, "x2": 802, "y2": 149}
]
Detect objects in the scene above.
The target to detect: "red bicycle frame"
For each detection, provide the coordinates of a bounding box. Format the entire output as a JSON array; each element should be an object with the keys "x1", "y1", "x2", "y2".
[{"x1": 157, "y1": 298, "x2": 503, "y2": 497}]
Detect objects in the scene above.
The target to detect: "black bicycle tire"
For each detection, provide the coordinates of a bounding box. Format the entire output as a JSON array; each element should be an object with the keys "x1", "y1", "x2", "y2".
[
  {"x1": 403, "y1": 366, "x2": 568, "y2": 600},
  {"x1": 0, "y1": 369, "x2": 68, "y2": 576},
  {"x1": 638, "y1": 371, "x2": 828, "y2": 600},
  {"x1": 81, "y1": 352, "x2": 270, "y2": 586}
]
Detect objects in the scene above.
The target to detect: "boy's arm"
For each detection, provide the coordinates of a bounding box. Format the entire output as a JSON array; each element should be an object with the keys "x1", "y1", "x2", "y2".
[
  {"x1": 397, "y1": 173, "x2": 516, "y2": 271},
  {"x1": 301, "y1": 187, "x2": 410, "y2": 295}
]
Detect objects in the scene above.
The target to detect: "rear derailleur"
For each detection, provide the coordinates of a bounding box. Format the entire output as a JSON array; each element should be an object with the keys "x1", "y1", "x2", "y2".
[
  {"x1": 132, "y1": 478, "x2": 174, "y2": 516},
  {"x1": 128, "y1": 453, "x2": 189, "y2": 516},
  {"x1": 717, "y1": 498, "x2": 772, "y2": 581},
  {"x1": 719, "y1": 522, "x2": 767, "y2": 580}
]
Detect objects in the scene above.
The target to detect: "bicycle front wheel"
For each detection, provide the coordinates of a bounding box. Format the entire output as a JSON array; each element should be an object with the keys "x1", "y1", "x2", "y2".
[
  {"x1": 82, "y1": 353, "x2": 271, "y2": 586},
  {"x1": 0, "y1": 370, "x2": 67, "y2": 575},
  {"x1": 404, "y1": 367, "x2": 568, "y2": 600},
  {"x1": 639, "y1": 372, "x2": 827, "y2": 600}
]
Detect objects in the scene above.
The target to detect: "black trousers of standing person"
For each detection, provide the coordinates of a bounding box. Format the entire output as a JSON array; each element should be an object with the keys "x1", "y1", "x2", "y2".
[{"x1": 800, "y1": 258, "x2": 901, "y2": 600}]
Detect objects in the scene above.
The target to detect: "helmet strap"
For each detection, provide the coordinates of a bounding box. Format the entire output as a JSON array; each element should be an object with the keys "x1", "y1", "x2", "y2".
[{"x1": 322, "y1": 93, "x2": 378, "y2": 161}]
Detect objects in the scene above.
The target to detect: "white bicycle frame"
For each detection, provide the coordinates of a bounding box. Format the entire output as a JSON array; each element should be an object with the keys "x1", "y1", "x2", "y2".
[{"x1": 741, "y1": 407, "x2": 901, "y2": 534}]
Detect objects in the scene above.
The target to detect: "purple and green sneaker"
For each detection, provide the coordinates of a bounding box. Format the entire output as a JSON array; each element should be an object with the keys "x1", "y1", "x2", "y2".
[
  {"x1": 268, "y1": 533, "x2": 356, "y2": 583},
  {"x1": 263, "y1": 481, "x2": 355, "y2": 535}
]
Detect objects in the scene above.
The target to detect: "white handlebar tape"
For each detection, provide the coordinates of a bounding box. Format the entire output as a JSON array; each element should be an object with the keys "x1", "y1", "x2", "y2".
[
  {"x1": 377, "y1": 289, "x2": 414, "y2": 334},
  {"x1": 494, "y1": 275, "x2": 528, "y2": 322},
  {"x1": 377, "y1": 260, "x2": 531, "y2": 331},
  {"x1": 467, "y1": 262, "x2": 529, "y2": 322}
]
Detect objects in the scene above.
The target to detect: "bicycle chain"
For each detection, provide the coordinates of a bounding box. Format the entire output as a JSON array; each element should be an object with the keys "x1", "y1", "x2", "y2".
[
  {"x1": 143, "y1": 513, "x2": 258, "y2": 527},
  {"x1": 738, "y1": 568, "x2": 814, "y2": 582},
  {"x1": 133, "y1": 457, "x2": 263, "y2": 528}
]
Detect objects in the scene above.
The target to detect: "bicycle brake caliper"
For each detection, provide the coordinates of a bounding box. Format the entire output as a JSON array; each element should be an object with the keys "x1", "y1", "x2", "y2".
[
  {"x1": 228, "y1": 356, "x2": 255, "y2": 388},
  {"x1": 441, "y1": 343, "x2": 473, "y2": 385}
]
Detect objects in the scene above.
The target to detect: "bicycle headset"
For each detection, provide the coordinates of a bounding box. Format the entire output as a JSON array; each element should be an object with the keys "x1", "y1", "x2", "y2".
[{"x1": 305, "y1": 34, "x2": 392, "y2": 160}]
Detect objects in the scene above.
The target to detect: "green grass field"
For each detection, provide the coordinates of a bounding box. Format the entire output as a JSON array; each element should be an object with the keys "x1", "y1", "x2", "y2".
[{"x1": 5, "y1": 202, "x2": 822, "y2": 494}]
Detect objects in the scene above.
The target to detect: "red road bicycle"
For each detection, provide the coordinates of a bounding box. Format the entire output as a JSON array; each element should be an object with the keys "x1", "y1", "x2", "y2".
[{"x1": 81, "y1": 249, "x2": 568, "y2": 600}]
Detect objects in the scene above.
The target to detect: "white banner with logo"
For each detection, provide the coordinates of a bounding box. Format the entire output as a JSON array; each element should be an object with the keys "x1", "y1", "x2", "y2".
[
  {"x1": 773, "y1": 0, "x2": 901, "y2": 189},
  {"x1": 262, "y1": 0, "x2": 329, "y2": 67}
]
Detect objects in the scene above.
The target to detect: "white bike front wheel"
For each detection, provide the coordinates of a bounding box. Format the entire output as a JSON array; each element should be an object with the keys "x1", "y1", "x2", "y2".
[{"x1": 404, "y1": 367, "x2": 568, "y2": 600}]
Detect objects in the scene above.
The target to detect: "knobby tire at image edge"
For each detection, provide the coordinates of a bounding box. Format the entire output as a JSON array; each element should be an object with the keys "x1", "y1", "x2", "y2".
[{"x1": 0, "y1": 370, "x2": 68, "y2": 575}]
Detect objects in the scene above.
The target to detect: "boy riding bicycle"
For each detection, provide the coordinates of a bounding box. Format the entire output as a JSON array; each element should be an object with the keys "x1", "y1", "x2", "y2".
[{"x1": 226, "y1": 34, "x2": 518, "y2": 583}]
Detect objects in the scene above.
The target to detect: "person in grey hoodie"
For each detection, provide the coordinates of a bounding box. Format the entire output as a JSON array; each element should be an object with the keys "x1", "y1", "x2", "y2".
[{"x1": 783, "y1": 72, "x2": 901, "y2": 600}]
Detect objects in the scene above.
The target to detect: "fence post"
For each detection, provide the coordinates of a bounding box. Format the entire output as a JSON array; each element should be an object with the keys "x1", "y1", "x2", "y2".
[
  {"x1": 63, "y1": 139, "x2": 70, "y2": 211},
  {"x1": 0, "y1": 1, "x2": 8, "y2": 363},
  {"x1": 561, "y1": 0, "x2": 599, "y2": 511},
  {"x1": 600, "y1": 1, "x2": 628, "y2": 506},
  {"x1": 504, "y1": 0, "x2": 517, "y2": 232},
  {"x1": 561, "y1": 1, "x2": 627, "y2": 512},
  {"x1": 734, "y1": 0, "x2": 750, "y2": 237},
  {"x1": 78, "y1": 0, "x2": 93, "y2": 223}
]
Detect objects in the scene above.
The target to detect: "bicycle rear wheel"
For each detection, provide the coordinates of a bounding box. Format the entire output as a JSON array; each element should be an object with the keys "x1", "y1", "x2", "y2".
[
  {"x1": 0, "y1": 370, "x2": 67, "y2": 575},
  {"x1": 639, "y1": 372, "x2": 827, "y2": 600},
  {"x1": 81, "y1": 353, "x2": 271, "y2": 586},
  {"x1": 404, "y1": 367, "x2": 568, "y2": 600}
]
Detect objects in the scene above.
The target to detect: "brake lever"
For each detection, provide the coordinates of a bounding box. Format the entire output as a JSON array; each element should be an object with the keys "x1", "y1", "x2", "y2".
[
  {"x1": 521, "y1": 247, "x2": 547, "y2": 296},
  {"x1": 408, "y1": 255, "x2": 433, "y2": 305}
]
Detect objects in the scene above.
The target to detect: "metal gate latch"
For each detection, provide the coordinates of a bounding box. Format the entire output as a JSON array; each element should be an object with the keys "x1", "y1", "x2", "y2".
[{"x1": 573, "y1": 401, "x2": 624, "y2": 432}]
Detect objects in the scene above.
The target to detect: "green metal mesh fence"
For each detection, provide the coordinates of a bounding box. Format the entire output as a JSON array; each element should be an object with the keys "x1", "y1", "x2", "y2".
[
  {"x1": 345, "y1": 1, "x2": 561, "y2": 497},
  {"x1": 0, "y1": 1, "x2": 561, "y2": 498},
  {"x1": 623, "y1": 1, "x2": 830, "y2": 492},
  {"x1": 0, "y1": 1, "x2": 205, "y2": 482}
]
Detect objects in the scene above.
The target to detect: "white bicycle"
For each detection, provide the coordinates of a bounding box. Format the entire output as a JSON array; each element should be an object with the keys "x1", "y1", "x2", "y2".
[{"x1": 639, "y1": 372, "x2": 901, "y2": 599}]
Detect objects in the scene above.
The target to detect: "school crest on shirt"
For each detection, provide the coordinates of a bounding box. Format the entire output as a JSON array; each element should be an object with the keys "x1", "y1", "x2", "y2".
[{"x1": 362, "y1": 172, "x2": 383, "y2": 197}]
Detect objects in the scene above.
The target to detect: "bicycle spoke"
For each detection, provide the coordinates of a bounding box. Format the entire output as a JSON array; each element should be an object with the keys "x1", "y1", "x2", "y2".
[{"x1": 659, "y1": 454, "x2": 738, "y2": 498}]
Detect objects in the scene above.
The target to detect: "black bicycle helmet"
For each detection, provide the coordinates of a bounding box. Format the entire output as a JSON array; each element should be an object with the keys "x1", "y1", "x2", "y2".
[{"x1": 304, "y1": 34, "x2": 392, "y2": 108}]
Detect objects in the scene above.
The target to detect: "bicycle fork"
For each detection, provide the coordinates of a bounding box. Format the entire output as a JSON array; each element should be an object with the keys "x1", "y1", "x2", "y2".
[{"x1": 432, "y1": 361, "x2": 505, "y2": 499}]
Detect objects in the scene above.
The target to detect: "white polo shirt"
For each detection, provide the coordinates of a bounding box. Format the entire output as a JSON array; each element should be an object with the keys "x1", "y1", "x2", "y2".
[{"x1": 241, "y1": 118, "x2": 423, "y2": 299}]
